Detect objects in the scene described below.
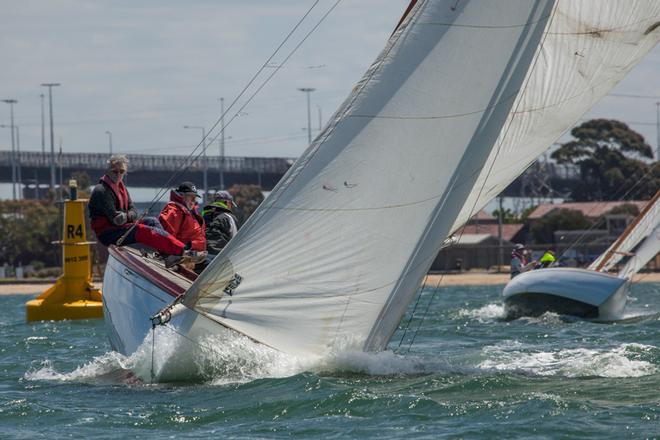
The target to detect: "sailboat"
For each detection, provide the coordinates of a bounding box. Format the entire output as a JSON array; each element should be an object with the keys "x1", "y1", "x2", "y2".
[
  {"x1": 102, "y1": 1, "x2": 660, "y2": 371},
  {"x1": 503, "y1": 190, "x2": 660, "y2": 320}
]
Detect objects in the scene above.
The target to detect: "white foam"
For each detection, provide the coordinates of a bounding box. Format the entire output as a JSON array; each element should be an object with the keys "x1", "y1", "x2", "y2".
[
  {"x1": 24, "y1": 351, "x2": 130, "y2": 383},
  {"x1": 478, "y1": 341, "x2": 658, "y2": 378},
  {"x1": 457, "y1": 303, "x2": 506, "y2": 321},
  {"x1": 25, "y1": 324, "x2": 444, "y2": 384}
]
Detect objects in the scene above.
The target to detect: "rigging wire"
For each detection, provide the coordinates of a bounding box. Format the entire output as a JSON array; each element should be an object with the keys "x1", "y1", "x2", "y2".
[
  {"x1": 556, "y1": 161, "x2": 659, "y2": 263},
  {"x1": 116, "y1": 0, "x2": 336, "y2": 244}
]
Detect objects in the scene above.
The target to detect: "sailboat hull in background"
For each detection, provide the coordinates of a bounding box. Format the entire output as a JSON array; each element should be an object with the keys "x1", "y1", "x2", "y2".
[{"x1": 502, "y1": 268, "x2": 629, "y2": 320}]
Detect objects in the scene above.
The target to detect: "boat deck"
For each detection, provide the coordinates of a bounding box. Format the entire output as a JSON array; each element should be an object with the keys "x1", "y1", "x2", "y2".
[{"x1": 109, "y1": 246, "x2": 196, "y2": 298}]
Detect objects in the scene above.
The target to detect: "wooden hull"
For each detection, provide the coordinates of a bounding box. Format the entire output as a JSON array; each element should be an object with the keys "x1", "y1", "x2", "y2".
[{"x1": 502, "y1": 268, "x2": 629, "y2": 320}]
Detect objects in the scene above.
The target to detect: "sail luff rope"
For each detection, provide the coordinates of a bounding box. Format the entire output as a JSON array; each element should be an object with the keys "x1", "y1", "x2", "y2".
[{"x1": 116, "y1": 0, "x2": 325, "y2": 245}]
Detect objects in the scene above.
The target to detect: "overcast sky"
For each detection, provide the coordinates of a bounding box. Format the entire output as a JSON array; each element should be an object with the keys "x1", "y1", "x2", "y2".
[{"x1": 1, "y1": 1, "x2": 659, "y2": 182}]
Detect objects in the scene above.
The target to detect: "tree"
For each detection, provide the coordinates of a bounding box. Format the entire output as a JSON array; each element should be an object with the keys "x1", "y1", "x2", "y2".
[
  {"x1": 70, "y1": 170, "x2": 93, "y2": 198},
  {"x1": 529, "y1": 208, "x2": 592, "y2": 244},
  {"x1": 228, "y1": 184, "x2": 264, "y2": 224},
  {"x1": 491, "y1": 207, "x2": 519, "y2": 224},
  {"x1": 608, "y1": 203, "x2": 640, "y2": 217},
  {"x1": 0, "y1": 200, "x2": 60, "y2": 267},
  {"x1": 552, "y1": 119, "x2": 659, "y2": 201}
]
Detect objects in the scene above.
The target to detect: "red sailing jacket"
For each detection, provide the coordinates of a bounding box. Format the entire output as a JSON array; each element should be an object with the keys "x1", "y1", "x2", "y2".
[{"x1": 159, "y1": 191, "x2": 207, "y2": 251}]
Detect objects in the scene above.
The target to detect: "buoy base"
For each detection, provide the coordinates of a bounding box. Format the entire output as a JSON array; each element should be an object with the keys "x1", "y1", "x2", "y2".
[
  {"x1": 25, "y1": 277, "x2": 103, "y2": 322},
  {"x1": 26, "y1": 298, "x2": 104, "y2": 322}
]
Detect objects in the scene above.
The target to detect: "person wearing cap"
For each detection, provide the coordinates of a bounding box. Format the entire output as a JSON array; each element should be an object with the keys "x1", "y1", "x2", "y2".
[
  {"x1": 89, "y1": 155, "x2": 190, "y2": 259},
  {"x1": 510, "y1": 243, "x2": 536, "y2": 279},
  {"x1": 202, "y1": 190, "x2": 240, "y2": 255},
  {"x1": 159, "y1": 182, "x2": 207, "y2": 252}
]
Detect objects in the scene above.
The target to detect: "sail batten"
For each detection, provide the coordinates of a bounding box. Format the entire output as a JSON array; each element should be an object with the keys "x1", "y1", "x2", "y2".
[{"x1": 182, "y1": 0, "x2": 660, "y2": 358}]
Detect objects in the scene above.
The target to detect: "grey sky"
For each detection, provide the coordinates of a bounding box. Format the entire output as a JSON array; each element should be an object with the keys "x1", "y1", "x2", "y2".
[{"x1": 1, "y1": 1, "x2": 659, "y2": 166}]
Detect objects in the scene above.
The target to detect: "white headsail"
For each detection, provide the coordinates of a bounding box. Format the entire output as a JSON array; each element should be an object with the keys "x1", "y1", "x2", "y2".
[
  {"x1": 618, "y1": 223, "x2": 660, "y2": 279},
  {"x1": 589, "y1": 190, "x2": 660, "y2": 273},
  {"x1": 182, "y1": 0, "x2": 659, "y2": 357},
  {"x1": 450, "y1": 0, "x2": 660, "y2": 234}
]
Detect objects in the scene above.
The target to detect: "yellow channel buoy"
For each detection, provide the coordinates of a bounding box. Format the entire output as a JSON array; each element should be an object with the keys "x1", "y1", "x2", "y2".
[{"x1": 26, "y1": 180, "x2": 103, "y2": 322}]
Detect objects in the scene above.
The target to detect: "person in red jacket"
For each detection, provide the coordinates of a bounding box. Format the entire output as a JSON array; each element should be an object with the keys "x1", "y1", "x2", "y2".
[
  {"x1": 89, "y1": 155, "x2": 205, "y2": 267},
  {"x1": 159, "y1": 182, "x2": 207, "y2": 252}
]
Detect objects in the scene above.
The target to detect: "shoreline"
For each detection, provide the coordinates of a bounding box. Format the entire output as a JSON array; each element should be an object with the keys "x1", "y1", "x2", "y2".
[{"x1": 2, "y1": 272, "x2": 659, "y2": 295}]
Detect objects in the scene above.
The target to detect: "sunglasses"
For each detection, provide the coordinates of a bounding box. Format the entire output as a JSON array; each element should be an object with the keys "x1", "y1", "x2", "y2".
[{"x1": 111, "y1": 168, "x2": 127, "y2": 175}]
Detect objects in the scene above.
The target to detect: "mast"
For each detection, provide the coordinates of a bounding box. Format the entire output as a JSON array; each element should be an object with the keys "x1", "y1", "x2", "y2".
[{"x1": 593, "y1": 189, "x2": 660, "y2": 272}]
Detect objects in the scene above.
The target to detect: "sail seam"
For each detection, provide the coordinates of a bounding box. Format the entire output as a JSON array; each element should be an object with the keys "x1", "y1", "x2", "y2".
[
  {"x1": 418, "y1": 14, "x2": 553, "y2": 29},
  {"x1": 349, "y1": 91, "x2": 518, "y2": 120}
]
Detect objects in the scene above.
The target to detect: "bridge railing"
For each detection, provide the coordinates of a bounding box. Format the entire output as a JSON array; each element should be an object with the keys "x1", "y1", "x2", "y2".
[{"x1": 0, "y1": 151, "x2": 295, "y2": 174}]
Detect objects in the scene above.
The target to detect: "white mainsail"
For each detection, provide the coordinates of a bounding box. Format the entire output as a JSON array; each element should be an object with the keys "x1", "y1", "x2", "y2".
[
  {"x1": 181, "y1": 0, "x2": 660, "y2": 358},
  {"x1": 450, "y1": 0, "x2": 660, "y2": 234},
  {"x1": 589, "y1": 190, "x2": 660, "y2": 273},
  {"x1": 618, "y1": 223, "x2": 660, "y2": 280},
  {"x1": 183, "y1": 0, "x2": 556, "y2": 356}
]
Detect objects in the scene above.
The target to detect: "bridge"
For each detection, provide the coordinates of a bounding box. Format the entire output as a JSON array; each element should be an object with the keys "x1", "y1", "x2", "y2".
[
  {"x1": 1, "y1": 150, "x2": 580, "y2": 200},
  {"x1": 0, "y1": 151, "x2": 295, "y2": 195}
]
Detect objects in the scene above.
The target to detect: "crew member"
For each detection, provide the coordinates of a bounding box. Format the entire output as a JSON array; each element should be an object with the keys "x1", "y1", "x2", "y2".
[
  {"x1": 536, "y1": 249, "x2": 557, "y2": 269},
  {"x1": 159, "y1": 182, "x2": 207, "y2": 252},
  {"x1": 202, "y1": 191, "x2": 240, "y2": 255},
  {"x1": 89, "y1": 155, "x2": 195, "y2": 265},
  {"x1": 510, "y1": 243, "x2": 535, "y2": 279}
]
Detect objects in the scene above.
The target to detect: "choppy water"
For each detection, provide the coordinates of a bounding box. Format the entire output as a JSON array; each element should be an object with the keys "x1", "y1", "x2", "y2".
[{"x1": 2, "y1": 283, "x2": 659, "y2": 439}]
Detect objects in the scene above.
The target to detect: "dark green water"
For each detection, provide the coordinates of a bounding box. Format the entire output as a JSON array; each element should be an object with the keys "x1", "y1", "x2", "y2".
[{"x1": 1, "y1": 283, "x2": 659, "y2": 439}]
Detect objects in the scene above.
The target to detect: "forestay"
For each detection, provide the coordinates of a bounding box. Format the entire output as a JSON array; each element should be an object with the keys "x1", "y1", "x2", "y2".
[
  {"x1": 450, "y1": 0, "x2": 660, "y2": 234},
  {"x1": 618, "y1": 223, "x2": 660, "y2": 280},
  {"x1": 183, "y1": 0, "x2": 555, "y2": 357},
  {"x1": 590, "y1": 190, "x2": 660, "y2": 273}
]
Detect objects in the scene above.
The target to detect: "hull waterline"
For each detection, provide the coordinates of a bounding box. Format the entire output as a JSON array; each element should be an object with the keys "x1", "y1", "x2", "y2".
[{"x1": 502, "y1": 268, "x2": 629, "y2": 320}]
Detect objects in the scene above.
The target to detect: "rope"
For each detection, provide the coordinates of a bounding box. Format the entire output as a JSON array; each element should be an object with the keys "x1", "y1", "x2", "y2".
[{"x1": 150, "y1": 323, "x2": 156, "y2": 383}]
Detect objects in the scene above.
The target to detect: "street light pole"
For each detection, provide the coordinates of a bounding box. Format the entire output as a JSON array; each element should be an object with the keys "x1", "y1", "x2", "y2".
[
  {"x1": 655, "y1": 102, "x2": 660, "y2": 160},
  {"x1": 105, "y1": 130, "x2": 113, "y2": 154},
  {"x1": 41, "y1": 83, "x2": 61, "y2": 190},
  {"x1": 298, "y1": 88, "x2": 316, "y2": 145},
  {"x1": 15, "y1": 125, "x2": 22, "y2": 199},
  {"x1": 40, "y1": 93, "x2": 45, "y2": 156},
  {"x1": 2, "y1": 99, "x2": 18, "y2": 200},
  {"x1": 183, "y1": 125, "x2": 207, "y2": 202}
]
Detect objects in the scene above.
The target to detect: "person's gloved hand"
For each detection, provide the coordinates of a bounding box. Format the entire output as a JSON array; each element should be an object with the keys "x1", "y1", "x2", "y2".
[
  {"x1": 127, "y1": 210, "x2": 137, "y2": 222},
  {"x1": 112, "y1": 212, "x2": 127, "y2": 226}
]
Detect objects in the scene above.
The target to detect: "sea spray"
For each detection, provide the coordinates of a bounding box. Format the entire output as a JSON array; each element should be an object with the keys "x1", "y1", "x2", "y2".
[{"x1": 478, "y1": 341, "x2": 658, "y2": 378}]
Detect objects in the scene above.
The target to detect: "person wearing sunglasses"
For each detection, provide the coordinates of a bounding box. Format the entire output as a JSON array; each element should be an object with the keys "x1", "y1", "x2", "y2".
[{"x1": 89, "y1": 155, "x2": 202, "y2": 265}]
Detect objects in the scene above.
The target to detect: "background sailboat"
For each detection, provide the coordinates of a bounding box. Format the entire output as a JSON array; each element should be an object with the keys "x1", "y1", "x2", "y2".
[
  {"x1": 503, "y1": 190, "x2": 660, "y2": 319},
  {"x1": 102, "y1": 0, "x2": 660, "y2": 373}
]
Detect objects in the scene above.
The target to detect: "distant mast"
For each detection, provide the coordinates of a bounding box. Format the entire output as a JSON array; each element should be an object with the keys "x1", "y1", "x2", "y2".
[{"x1": 592, "y1": 189, "x2": 660, "y2": 273}]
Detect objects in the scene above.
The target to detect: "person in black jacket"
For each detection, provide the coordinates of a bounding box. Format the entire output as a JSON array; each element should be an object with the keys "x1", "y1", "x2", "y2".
[
  {"x1": 202, "y1": 191, "x2": 240, "y2": 255},
  {"x1": 88, "y1": 154, "x2": 205, "y2": 266}
]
